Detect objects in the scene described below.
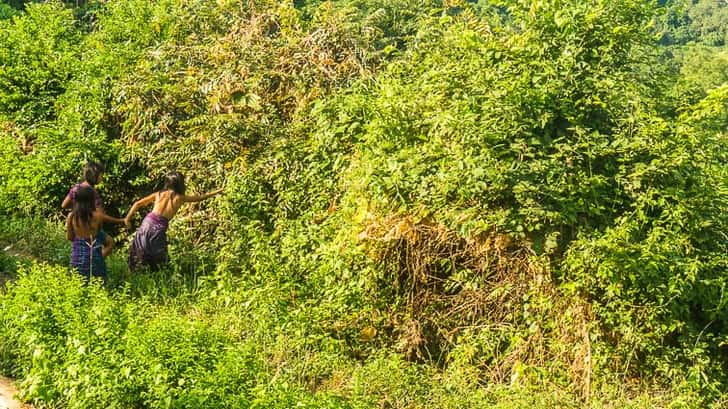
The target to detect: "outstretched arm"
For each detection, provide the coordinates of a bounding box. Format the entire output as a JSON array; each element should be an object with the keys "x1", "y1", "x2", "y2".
[
  {"x1": 181, "y1": 188, "x2": 224, "y2": 203},
  {"x1": 125, "y1": 193, "x2": 157, "y2": 227},
  {"x1": 101, "y1": 213, "x2": 126, "y2": 225}
]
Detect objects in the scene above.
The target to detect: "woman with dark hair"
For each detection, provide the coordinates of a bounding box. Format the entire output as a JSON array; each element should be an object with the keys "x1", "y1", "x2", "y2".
[
  {"x1": 125, "y1": 171, "x2": 223, "y2": 271},
  {"x1": 62, "y1": 161, "x2": 105, "y2": 210},
  {"x1": 66, "y1": 186, "x2": 124, "y2": 282}
]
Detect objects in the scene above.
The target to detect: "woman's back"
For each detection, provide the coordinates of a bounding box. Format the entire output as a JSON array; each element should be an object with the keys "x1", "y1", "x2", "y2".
[
  {"x1": 151, "y1": 190, "x2": 185, "y2": 220},
  {"x1": 66, "y1": 187, "x2": 113, "y2": 281},
  {"x1": 69, "y1": 211, "x2": 103, "y2": 240}
]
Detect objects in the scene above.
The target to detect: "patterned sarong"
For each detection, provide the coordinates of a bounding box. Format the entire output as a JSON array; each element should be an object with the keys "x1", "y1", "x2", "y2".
[
  {"x1": 128, "y1": 212, "x2": 169, "y2": 272},
  {"x1": 70, "y1": 230, "x2": 108, "y2": 281}
]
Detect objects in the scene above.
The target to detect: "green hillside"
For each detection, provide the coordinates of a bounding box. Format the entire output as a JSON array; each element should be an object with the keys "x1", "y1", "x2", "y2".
[{"x1": 0, "y1": 0, "x2": 726, "y2": 407}]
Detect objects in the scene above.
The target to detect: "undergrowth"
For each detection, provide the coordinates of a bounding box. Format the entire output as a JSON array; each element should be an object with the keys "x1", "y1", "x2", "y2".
[{"x1": 0, "y1": 217, "x2": 718, "y2": 408}]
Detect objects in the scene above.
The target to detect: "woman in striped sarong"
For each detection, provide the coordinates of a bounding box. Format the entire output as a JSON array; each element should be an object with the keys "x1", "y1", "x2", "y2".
[
  {"x1": 125, "y1": 171, "x2": 223, "y2": 272},
  {"x1": 65, "y1": 186, "x2": 124, "y2": 282}
]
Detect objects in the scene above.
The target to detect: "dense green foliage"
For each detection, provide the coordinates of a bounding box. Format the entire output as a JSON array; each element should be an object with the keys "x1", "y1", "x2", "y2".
[
  {"x1": 660, "y1": 0, "x2": 728, "y2": 46},
  {"x1": 0, "y1": 221, "x2": 703, "y2": 409},
  {"x1": 0, "y1": 0, "x2": 726, "y2": 407}
]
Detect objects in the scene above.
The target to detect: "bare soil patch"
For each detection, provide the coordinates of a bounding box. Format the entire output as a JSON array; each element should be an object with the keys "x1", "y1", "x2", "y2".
[{"x1": 0, "y1": 377, "x2": 27, "y2": 409}]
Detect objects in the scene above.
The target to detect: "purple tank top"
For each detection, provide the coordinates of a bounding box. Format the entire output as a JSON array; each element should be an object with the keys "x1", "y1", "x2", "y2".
[{"x1": 65, "y1": 184, "x2": 103, "y2": 209}]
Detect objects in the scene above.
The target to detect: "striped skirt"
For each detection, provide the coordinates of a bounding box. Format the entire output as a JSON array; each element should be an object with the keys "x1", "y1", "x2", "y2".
[{"x1": 70, "y1": 231, "x2": 108, "y2": 281}]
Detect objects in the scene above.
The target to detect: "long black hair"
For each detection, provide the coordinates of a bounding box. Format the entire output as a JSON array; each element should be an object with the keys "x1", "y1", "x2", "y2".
[
  {"x1": 72, "y1": 186, "x2": 96, "y2": 228},
  {"x1": 164, "y1": 171, "x2": 186, "y2": 195},
  {"x1": 82, "y1": 161, "x2": 104, "y2": 186}
]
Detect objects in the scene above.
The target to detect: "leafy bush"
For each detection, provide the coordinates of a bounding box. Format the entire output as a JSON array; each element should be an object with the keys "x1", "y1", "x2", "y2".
[
  {"x1": 563, "y1": 82, "x2": 728, "y2": 396},
  {"x1": 0, "y1": 263, "x2": 357, "y2": 408},
  {"x1": 0, "y1": 2, "x2": 80, "y2": 126}
]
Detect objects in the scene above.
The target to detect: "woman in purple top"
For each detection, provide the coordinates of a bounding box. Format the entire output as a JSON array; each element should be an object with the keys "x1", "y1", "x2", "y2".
[
  {"x1": 62, "y1": 162, "x2": 125, "y2": 237},
  {"x1": 62, "y1": 161, "x2": 105, "y2": 210}
]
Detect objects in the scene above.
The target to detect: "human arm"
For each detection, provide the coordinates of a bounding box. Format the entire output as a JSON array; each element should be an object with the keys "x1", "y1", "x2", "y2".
[
  {"x1": 61, "y1": 188, "x2": 75, "y2": 209},
  {"x1": 100, "y1": 212, "x2": 126, "y2": 225},
  {"x1": 65, "y1": 214, "x2": 74, "y2": 241},
  {"x1": 180, "y1": 188, "x2": 224, "y2": 203},
  {"x1": 101, "y1": 233, "x2": 113, "y2": 258},
  {"x1": 125, "y1": 193, "x2": 157, "y2": 227}
]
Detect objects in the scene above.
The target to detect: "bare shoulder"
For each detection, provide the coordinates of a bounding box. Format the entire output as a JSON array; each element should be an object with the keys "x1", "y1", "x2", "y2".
[{"x1": 92, "y1": 210, "x2": 104, "y2": 226}]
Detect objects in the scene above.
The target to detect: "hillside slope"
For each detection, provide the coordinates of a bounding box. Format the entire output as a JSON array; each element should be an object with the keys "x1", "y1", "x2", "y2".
[{"x1": 0, "y1": 0, "x2": 727, "y2": 408}]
